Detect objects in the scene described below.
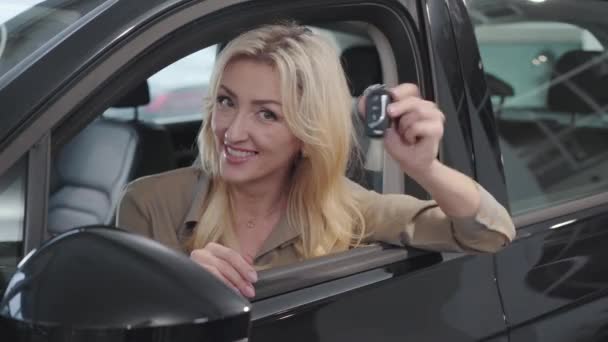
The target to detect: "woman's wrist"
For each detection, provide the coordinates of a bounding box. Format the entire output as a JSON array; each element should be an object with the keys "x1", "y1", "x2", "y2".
[{"x1": 403, "y1": 159, "x2": 444, "y2": 189}]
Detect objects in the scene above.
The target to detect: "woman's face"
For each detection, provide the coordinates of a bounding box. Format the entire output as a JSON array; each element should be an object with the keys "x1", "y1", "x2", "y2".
[{"x1": 211, "y1": 58, "x2": 302, "y2": 185}]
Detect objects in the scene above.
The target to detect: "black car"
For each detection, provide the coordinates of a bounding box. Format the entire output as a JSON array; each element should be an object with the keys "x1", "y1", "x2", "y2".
[{"x1": 1, "y1": 0, "x2": 608, "y2": 341}]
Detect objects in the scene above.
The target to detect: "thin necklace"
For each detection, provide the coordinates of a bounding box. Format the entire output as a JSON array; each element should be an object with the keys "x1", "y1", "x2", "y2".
[{"x1": 244, "y1": 201, "x2": 285, "y2": 229}]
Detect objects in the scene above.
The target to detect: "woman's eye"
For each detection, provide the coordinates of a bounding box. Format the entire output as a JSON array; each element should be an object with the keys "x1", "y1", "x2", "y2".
[
  {"x1": 259, "y1": 110, "x2": 278, "y2": 121},
  {"x1": 216, "y1": 96, "x2": 233, "y2": 107}
]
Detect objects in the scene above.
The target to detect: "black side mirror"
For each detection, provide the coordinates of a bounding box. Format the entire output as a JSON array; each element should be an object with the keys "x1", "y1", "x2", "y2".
[{"x1": 0, "y1": 226, "x2": 250, "y2": 341}]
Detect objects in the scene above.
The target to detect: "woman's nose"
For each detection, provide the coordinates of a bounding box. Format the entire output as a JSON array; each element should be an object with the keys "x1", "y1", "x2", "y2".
[{"x1": 225, "y1": 111, "x2": 250, "y2": 143}]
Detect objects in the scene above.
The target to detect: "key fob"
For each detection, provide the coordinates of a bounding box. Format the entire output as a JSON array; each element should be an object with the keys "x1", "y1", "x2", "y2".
[{"x1": 365, "y1": 87, "x2": 393, "y2": 138}]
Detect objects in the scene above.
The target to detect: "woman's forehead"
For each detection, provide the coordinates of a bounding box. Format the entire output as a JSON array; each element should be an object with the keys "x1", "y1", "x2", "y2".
[{"x1": 220, "y1": 59, "x2": 282, "y2": 102}]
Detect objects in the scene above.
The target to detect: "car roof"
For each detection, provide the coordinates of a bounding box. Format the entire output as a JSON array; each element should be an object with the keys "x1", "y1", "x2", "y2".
[{"x1": 0, "y1": 0, "x2": 205, "y2": 148}]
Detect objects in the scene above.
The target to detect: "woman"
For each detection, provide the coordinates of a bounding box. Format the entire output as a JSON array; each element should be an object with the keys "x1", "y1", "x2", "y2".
[{"x1": 117, "y1": 23, "x2": 515, "y2": 298}]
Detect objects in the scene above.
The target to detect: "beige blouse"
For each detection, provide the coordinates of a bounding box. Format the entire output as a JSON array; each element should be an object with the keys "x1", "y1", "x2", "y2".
[{"x1": 116, "y1": 167, "x2": 515, "y2": 269}]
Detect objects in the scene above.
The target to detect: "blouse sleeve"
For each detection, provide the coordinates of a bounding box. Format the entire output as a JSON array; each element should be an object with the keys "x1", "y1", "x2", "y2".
[{"x1": 351, "y1": 179, "x2": 516, "y2": 253}]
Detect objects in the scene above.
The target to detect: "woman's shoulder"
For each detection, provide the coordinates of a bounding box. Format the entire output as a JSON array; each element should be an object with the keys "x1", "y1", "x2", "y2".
[
  {"x1": 126, "y1": 166, "x2": 201, "y2": 191},
  {"x1": 344, "y1": 176, "x2": 378, "y2": 199},
  {"x1": 122, "y1": 167, "x2": 205, "y2": 206}
]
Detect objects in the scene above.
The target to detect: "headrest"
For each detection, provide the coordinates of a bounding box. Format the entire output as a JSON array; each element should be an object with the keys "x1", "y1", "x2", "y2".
[
  {"x1": 486, "y1": 73, "x2": 514, "y2": 98},
  {"x1": 113, "y1": 81, "x2": 151, "y2": 108},
  {"x1": 547, "y1": 50, "x2": 608, "y2": 113},
  {"x1": 341, "y1": 46, "x2": 382, "y2": 96}
]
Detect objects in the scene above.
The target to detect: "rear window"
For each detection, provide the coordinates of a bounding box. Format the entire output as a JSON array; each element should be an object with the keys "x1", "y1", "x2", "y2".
[{"x1": 0, "y1": 0, "x2": 113, "y2": 85}]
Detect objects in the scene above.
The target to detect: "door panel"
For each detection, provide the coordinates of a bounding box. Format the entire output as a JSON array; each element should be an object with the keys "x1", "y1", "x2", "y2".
[
  {"x1": 496, "y1": 206, "x2": 608, "y2": 341},
  {"x1": 251, "y1": 254, "x2": 507, "y2": 341}
]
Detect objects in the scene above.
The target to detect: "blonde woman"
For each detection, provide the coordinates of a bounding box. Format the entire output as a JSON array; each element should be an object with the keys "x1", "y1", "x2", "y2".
[{"x1": 116, "y1": 23, "x2": 515, "y2": 298}]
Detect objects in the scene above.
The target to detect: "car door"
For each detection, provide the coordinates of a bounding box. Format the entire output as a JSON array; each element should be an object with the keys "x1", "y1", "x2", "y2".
[
  {"x1": 251, "y1": 1, "x2": 509, "y2": 341},
  {"x1": 466, "y1": 1, "x2": 608, "y2": 341},
  {"x1": 1, "y1": 0, "x2": 508, "y2": 341}
]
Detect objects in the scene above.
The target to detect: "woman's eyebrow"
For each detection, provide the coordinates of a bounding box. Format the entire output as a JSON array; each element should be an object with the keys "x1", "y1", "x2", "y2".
[
  {"x1": 219, "y1": 85, "x2": 237, "y2": 98},
  {"x1": 252, "y1": 99, "x2": 282, "y2": 106},
  {"x1": 220, "y1": 84, "x2": 281, "y2": 106}
]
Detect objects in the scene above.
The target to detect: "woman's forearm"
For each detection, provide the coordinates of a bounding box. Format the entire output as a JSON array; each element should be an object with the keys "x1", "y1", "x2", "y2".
[{"x1": 407, "y1": 160, "x2": 481, "y2": 218}]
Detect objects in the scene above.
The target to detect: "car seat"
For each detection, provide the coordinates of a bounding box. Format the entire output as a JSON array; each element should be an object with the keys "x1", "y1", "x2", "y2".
[
  {"x1": 340, "y1": 45, "x2": 383, "y2": 191},
  {"x1": 47, "y1": 82, "x2": 176, "y2": 234}
]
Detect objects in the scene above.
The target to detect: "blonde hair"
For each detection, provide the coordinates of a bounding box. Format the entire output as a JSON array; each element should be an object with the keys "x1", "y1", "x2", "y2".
[{"x1": 189, "y1": 23, "x2": 366, "y2": 259}]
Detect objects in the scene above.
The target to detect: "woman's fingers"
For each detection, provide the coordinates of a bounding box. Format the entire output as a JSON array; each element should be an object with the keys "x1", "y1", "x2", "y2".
[
  {"x1": 388, "y1": 98, "x2": 437, "y2": 119},
  {"x1": 243, "y1": 253, "x2": 255, "y2": 266},
  {"x1": 214, "y1": 257, "x2": 256, "y2": 298},
  {"x1": 191, "y1": 250, "x2": 239, "y2": 292},
  {"x1": 204, "y1": 265, "x2": 240, "y2": 294},
  {"x1": 190, "y1": 244, "x2": 257, "y2": 298},
  {"x1": 358, "y1": 83, "x2": 420, "y2": 120},
  {"x1": 207, "y1": 242, "x2": 258, "y2": 283},
  {"x1": 391, "y1": 101, "x2": 443, "y2": 140},
  {"x1": 403, "y1": 120, "x2": 444, "y2": 145},
  {"x1": 388, "y1": 83, "x2": 420, "y2": 102}
]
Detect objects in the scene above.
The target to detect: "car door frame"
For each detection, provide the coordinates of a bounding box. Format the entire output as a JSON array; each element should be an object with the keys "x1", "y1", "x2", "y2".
[
  {"x1": 460, "y1": 2, "x2": 608, "y2": 341},
  {"x1": 1, "y1": 0, "x2": 425, "y2": 250},
  {"x1": 1, "y1": 0, "x2": 508, "y2": 340},
  {"x1": 0, "y1": 135, "x2": 49, "y2": 295}
]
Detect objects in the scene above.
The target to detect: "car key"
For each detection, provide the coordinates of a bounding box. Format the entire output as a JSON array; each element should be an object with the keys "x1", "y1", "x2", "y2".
[{"x1": 364, "y1": 86, "x2": 393, "y2": 138}]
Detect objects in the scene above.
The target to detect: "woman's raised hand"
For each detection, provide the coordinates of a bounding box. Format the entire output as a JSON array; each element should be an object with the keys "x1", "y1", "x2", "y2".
[{"x1": 383, "y1": 83, "x2": 445, "y2": 179}]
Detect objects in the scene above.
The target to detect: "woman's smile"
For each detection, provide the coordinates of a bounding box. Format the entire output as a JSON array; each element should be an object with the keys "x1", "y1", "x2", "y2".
[{"x1": 223, "y1": 144, "x2": 258, "y2": 164}]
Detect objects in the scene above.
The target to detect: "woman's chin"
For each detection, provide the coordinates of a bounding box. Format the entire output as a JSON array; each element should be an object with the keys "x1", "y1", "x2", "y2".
[{"x1": 219, "y1": 162, "x2": 257, "y2": 184}]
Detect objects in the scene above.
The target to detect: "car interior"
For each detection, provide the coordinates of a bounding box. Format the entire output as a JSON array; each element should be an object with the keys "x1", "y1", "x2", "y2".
[
  {"x1": 47, "y1": 83, "x2": 176, "y2": 235},
  {"x1": 46, "y1": 22, "x2": 385, "y2": 237}
]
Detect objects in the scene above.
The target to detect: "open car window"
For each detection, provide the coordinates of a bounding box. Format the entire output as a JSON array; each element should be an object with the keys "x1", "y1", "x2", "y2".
[{"x1": 48, "y1": 22, "x2": 387, "y2": 240}]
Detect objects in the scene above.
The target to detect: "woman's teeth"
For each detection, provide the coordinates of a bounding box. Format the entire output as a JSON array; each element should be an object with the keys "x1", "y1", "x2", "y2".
[{"x1": 226, "y1": 146, "x2": 256, "y2": 157}]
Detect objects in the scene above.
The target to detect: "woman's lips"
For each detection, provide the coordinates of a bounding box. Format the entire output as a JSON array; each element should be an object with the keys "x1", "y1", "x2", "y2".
[{"x1": 223, "y1": 145, "x2": 258, "y2": 164}]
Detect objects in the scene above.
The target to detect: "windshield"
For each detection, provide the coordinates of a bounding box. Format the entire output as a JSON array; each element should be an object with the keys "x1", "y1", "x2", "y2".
[{"x1": 0, "y1": 0, "x2": 112, "y2": 85}]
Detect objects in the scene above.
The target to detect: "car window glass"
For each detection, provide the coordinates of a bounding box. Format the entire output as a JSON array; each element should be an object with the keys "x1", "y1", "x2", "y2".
[
  {"x1": 474, "y1": 20, "x2": 608, "y2": 215},
  {"x1": 0, "y1": 156, "x2": 27, "y2": 294}
]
